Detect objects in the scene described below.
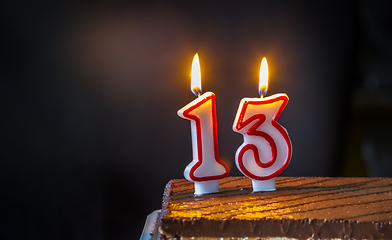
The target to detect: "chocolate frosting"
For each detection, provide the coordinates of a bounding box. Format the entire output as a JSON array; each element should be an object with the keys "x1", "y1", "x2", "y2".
[{"x1": 160, "y1": 176, "x2": 392, "y2": 239}]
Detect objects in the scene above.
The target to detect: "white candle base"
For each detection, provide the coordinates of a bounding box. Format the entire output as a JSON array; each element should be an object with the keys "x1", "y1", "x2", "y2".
[
  {"x1": 252, "y1": 178, "x2": 276, "y2": 192},
  {"x1": 194, "y1": 180, "x2": 219, "y2": 195}
]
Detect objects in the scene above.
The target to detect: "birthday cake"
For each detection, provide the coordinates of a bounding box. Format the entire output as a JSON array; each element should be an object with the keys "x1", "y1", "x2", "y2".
[{"x1": 159, "y1": 176, "x2": 392, "y2": 239}]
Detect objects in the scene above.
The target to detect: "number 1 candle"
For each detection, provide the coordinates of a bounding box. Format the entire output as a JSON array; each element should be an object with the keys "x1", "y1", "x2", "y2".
[
  {"x1": 178, "y1": 54, "x2": 229, "y2": 195},
  {"x1": 233, "y1": 58, "x2": 292, "y2": 192}
]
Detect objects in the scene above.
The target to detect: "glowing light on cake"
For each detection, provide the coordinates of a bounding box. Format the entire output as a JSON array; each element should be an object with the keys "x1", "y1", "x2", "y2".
[
  {"x1": 258, "y1": 57, "x2": 268, "y2": 98},
  {"x1": 191, "y1": 53, "x2": 202, "y2": 96}
]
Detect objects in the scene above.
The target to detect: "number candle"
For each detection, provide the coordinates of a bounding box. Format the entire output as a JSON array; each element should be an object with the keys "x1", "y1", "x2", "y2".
[
  {"x1": 178, "y1": 54, "x2": 229, "y2": 195},
  {"x1": 233, "y1": 58, "x2": 292, "y2": 192}
]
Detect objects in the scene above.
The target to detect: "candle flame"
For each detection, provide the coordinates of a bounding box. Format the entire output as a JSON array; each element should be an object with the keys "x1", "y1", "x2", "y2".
[
  {"x1": 259, "y1": 57, "x2": 268, "y2": 97},
  {"x1": 191, "y1": 53, "x2": 202, "y2": 97}
]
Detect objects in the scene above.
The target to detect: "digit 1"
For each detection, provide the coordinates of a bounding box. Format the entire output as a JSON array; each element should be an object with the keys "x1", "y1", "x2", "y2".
[{"x1": 178, "y1": 92, "x2": 229, "y2": 194}]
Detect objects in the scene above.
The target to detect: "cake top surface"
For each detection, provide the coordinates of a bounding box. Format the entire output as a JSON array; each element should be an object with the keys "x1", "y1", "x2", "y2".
[
  {"x1": 160, "y1": 176, "x2": 392, "y2": 239},
  {"x1": 162, "y1": 176, "x2": 392, "y2": 222}
]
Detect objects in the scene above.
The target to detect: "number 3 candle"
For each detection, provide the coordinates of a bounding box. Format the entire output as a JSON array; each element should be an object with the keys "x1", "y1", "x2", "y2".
[
  {"x1": 233, "y1": 58, "x2": 292, "y2": 192},
  {"x1": 178, "y1": 54, "x2": 229, "y2": 195}
]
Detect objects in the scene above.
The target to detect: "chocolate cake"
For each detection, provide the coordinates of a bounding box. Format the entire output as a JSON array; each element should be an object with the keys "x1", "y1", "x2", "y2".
[{"x1": 159, "y1": 176, "x2": 392, "y2": 239}]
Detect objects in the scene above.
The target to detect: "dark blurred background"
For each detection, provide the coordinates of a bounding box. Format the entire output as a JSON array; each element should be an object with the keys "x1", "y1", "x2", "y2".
[{"x1": 2, "y1": 1, "x2": 392, "y2": 239}]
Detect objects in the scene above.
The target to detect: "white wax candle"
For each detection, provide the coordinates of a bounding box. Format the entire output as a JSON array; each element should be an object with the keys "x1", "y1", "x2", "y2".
[
  {"x1": 233, "y1": 58, "x2": 292, "y2": 192},
  {"x1": 178, "y1": 54, "x2": 229, "y2": 195}
]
